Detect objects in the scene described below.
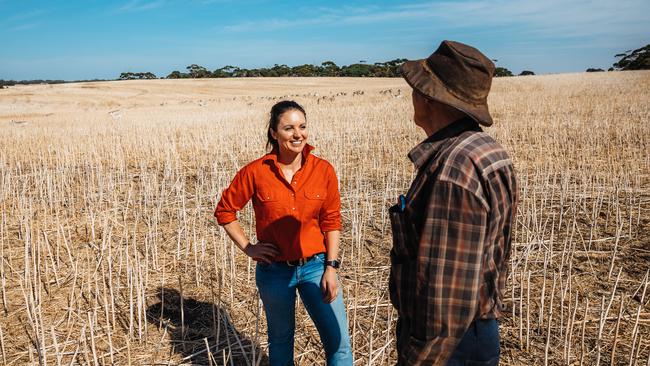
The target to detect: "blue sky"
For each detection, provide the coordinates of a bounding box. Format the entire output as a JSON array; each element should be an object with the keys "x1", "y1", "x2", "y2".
[{"x1": 1, "y1": 0, "x2": 648, "y2": 80}]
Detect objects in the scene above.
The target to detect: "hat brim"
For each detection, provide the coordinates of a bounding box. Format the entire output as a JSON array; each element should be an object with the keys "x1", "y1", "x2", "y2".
[{"x1": 401, "y1": 59, "x2": 493, "y2": 127}]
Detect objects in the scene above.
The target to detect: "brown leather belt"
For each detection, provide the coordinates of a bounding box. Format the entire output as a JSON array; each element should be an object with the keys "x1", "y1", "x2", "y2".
[{"x1": 284, "y1": 253, "x2": 323, "y2": 266}]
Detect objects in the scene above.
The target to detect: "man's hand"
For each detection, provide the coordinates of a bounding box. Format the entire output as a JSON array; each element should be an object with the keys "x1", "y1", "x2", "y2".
[
  {"x1": 320, "y1": 267, "x2": 339, "y2": 303},
  {"x1": 244, "y1": 242, "x2": 280, "y2": 264}
]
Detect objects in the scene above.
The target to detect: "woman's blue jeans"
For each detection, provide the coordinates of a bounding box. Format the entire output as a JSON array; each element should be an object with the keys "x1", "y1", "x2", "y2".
[{"x1": 255, "y1": 253, "x2": 353, "y2": 366}]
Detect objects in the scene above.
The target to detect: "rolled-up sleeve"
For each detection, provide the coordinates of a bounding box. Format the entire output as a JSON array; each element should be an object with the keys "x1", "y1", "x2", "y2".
[
  {"x1": 319, "y1": 164, "x2": 341, "y2": 232},
  {"x1": 402, "y1": 180, "x2": 488, "y2": 365},
  {"x1": 214, "y1": 165, "x2": 255, "y2": 225}
]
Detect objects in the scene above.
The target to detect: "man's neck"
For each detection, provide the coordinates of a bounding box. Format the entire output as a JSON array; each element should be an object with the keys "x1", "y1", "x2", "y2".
[
  {"x1": 422, "y1": 105, "x2": 468, "y2": 137},
  {"x1": 422, "y1": 113, "x2": 466, "y2": 137}
]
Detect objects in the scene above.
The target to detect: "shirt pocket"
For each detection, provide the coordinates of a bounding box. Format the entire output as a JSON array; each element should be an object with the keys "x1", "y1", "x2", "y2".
[
  {"x1": 304, "y1": 189, "x2": 327, "y2": 201},
  {"x1": 254, "y1": 189, "x2": 284, "y2": 221},
  {"x1": 388, "y1": 204, "x2": 417, "y2": 260},
  {"x1": 303, "y1": 189, "x2": 327, "y2": 218},
  {"x1": 256, "y1": 189, "x2": 279, "y2": 203}
]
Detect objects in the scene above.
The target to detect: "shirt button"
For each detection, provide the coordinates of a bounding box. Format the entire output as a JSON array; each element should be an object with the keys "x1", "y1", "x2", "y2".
[
  {"x1": 291, "y1": 193, "x2": 295, "y2": 197},
  {"x1": 316, "y1": 194, "x2": 320, "y2": 198}
]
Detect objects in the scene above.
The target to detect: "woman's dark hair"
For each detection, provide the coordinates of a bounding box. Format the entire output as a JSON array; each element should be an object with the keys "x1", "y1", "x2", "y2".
[{"x1": 267, "y1": 100, "x2": 306, "y2": 151}]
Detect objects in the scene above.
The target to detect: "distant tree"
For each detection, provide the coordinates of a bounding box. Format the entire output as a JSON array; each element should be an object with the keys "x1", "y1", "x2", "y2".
[
  {"x1": 120, "y1": 72, "x2": 157, "y2": 80},
  {"x1": 290, "y1": 64, "x2": 319, "y2": 77},
  {"x1": 494, "y1": 67, "x2": 513, "y2": 77},
  {"x1": 186, "y1": 64, "x2": 210, "y2": 78},
  {"x1": 231, "y1": 67, "x2": 247, "y2": 77},
  {"x1": 384, "y1": 58, "x2": 407, "y2": 77},
  {"x1": 340, "y1": 63, "x2": 375, "y2": 77},
  {"x1": 212, "y1": 66, "x2": 236, "y2": 78},
  {"x1": 612, "y1": 44, "x2": 650, "y2": 70},
  {"x1": 167, "y1": 70, "x2": 189, "y2": 79},
  {"x1": 586, "y1": 68, "x2": 604, "y2": 72},
  {"x1": 271, "y1": 64, "x2": 291, "y2": 77},
  {"x1": 519, "y1": 70, "x2": 535, "y2": 76},
  {"x1": 321, "y1": 61, "x2": 339, "y2": 76}
]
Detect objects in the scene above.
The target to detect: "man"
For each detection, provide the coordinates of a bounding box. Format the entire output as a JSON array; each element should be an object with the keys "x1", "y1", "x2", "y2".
[{"x1": 389, "y1": 40, "x2": 518, "y2": 365}]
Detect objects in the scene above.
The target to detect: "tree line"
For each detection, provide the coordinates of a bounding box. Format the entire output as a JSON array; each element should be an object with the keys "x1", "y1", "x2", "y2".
[
  {"x1": 0, "y1": 78, "x2": 104, "y2": 88},
  {"x1": 120, "y1": 59, "x2": 534, "y2": 80},
  {"x1": 0, "y1": 79, "x2": 66, "y2": 87},
  {"x1": 162, "y1": 59, "x2": 409, "y2": 79},
  {"x1": 119, "y1": 72, "x2": 157, "y2": 80},
  {"x1": 2, "y1": 44, "x2": 647, "y2": 86}
]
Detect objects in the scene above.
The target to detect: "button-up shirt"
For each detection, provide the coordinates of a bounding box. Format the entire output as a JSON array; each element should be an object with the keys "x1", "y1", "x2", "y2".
[
  {"x1": 389, "y1": 117, "x2": 518, "y2": 365},
  {"x1": 215, "y1": 144, "x2": 341, "y2": 261}
]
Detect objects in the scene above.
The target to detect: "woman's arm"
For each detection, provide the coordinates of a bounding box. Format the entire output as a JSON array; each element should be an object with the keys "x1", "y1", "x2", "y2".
[
  {"x1": 324, "y1": 230, "x2": 340, "y2": 261},
  {"x1": 216, "y1": 166, "x2": 278, "y2": 263},
  {"x1": 321, "y1": 230, "x2": 341, "y2": 303},
  {"x1": 223, "y1": 220, "x2": 279, "y2": 263},
  {"x1": 320, "y1": 163, "x2": 343, "y2": 303}
]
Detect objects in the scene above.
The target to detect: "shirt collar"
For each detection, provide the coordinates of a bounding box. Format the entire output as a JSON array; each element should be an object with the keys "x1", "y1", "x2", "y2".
[
  {"x1": 263, "y1": 143, "x2": 315, "y2": 164},
  {"x1": 407, "y1": 117, "x2": 481, "y2": 169}
]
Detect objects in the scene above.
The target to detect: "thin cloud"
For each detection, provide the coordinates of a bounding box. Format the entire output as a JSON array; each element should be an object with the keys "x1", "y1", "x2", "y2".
[
  {"x1": 197, "y1": 0, "x2": 234, "y2": 4},
  {"x1": 223, "y1": 17, "x2": 334, "y2": 32},
  {"x1": 8, "y1": 22, "x2": 39, "y2": 32},
  {"x1": 220, "y1": 0, "x2": 648, "y2": 41},
  {"x1": 7, "y1": 9, "x2": 45, "y2": 22},
  {"x1": 116, "y1": 0, "x2": 166, "y2": 13}
]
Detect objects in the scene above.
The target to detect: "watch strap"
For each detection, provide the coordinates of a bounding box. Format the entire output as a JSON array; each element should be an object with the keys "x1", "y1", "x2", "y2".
[{"x1": 325, "y1": 259, "x2": 341, "y2": 269}]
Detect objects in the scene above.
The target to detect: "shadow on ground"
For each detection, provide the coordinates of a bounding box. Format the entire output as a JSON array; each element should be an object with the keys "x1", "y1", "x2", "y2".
[{"x1": 147, "y1": 287, "x2": 269, "y2": 366}]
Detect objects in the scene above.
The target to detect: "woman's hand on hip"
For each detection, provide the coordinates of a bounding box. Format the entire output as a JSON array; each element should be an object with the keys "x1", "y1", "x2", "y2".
[
  {"x1": 244, "y1": 242, "x2": 280, "y2": 264},
  {"x1": 320, "y1": 267, "x2": 338, "y2": 303}
]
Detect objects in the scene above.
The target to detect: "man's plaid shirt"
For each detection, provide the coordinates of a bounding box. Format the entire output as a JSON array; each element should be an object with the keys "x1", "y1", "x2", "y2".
[{"x1": 389, "y1": 117, "x2": 518, "y2": 365}]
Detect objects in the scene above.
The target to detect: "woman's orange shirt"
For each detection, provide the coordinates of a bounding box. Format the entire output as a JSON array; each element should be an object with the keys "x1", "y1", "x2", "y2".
[{"x1": 215, "y1": 144, "x2": 341, "y2": 261}]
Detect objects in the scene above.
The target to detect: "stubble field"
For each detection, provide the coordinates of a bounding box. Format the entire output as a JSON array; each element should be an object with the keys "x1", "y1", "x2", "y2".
[{"x1": 0, "y1": 72, "x2": 649, "y2": 365}]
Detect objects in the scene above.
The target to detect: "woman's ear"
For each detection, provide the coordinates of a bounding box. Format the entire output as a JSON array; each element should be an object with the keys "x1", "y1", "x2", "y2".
[{"x1": 269, "y1": 128, "x2": 277, "y2": 140}]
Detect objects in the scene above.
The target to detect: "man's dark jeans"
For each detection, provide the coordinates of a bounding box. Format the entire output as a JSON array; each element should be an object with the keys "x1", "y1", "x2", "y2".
[
  {"x1": 396, "y1": 318, "x2": 500, "y2": 365},
  {"x1": 448, "y1": 319, "x2": 500, "y2": 365}
]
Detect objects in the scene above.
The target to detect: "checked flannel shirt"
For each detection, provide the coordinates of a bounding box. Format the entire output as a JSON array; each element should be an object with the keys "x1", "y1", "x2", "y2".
[{"x1": 389, "y1": 117, "x2": 518, "y2": 365}]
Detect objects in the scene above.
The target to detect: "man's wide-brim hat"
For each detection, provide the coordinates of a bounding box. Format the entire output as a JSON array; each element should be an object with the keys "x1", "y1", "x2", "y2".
[{"x1": 401, "y1": 40, "x2": 495, "y2": 126}]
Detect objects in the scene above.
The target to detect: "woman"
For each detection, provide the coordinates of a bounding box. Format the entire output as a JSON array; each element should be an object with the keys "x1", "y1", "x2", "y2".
[{"x1": 214, "y1": 100, "x2": 353, "y2": 366}]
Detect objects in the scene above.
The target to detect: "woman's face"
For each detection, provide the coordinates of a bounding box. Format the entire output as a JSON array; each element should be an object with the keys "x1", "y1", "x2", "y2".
[{"x1": 270, "y1": 109, "x2": 308, "y2": 156}]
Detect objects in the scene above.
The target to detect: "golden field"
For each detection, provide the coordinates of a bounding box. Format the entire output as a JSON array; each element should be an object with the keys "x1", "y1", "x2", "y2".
[{"x1": 0, "y1": 72, "x2": 649, "y2": 365}]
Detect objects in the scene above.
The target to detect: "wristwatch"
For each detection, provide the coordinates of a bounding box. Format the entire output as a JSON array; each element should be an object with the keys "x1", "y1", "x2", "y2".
[{"x1": 325, "y1": 259, "x2": 341, "y2": 269}]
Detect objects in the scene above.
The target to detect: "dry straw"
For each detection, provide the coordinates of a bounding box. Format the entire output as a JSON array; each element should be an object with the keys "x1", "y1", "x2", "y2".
[{"x1": 0, "y1": 72, "x2": 648, "y2": 364}]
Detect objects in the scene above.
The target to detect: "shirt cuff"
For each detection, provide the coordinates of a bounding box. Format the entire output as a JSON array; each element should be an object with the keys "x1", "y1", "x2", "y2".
[
  {"x1": 215, "y1": 211, "x2": 237, "y2": 226},
  {"x1": 320, "y1": 221, "x2": 342, "y2": 232}
]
